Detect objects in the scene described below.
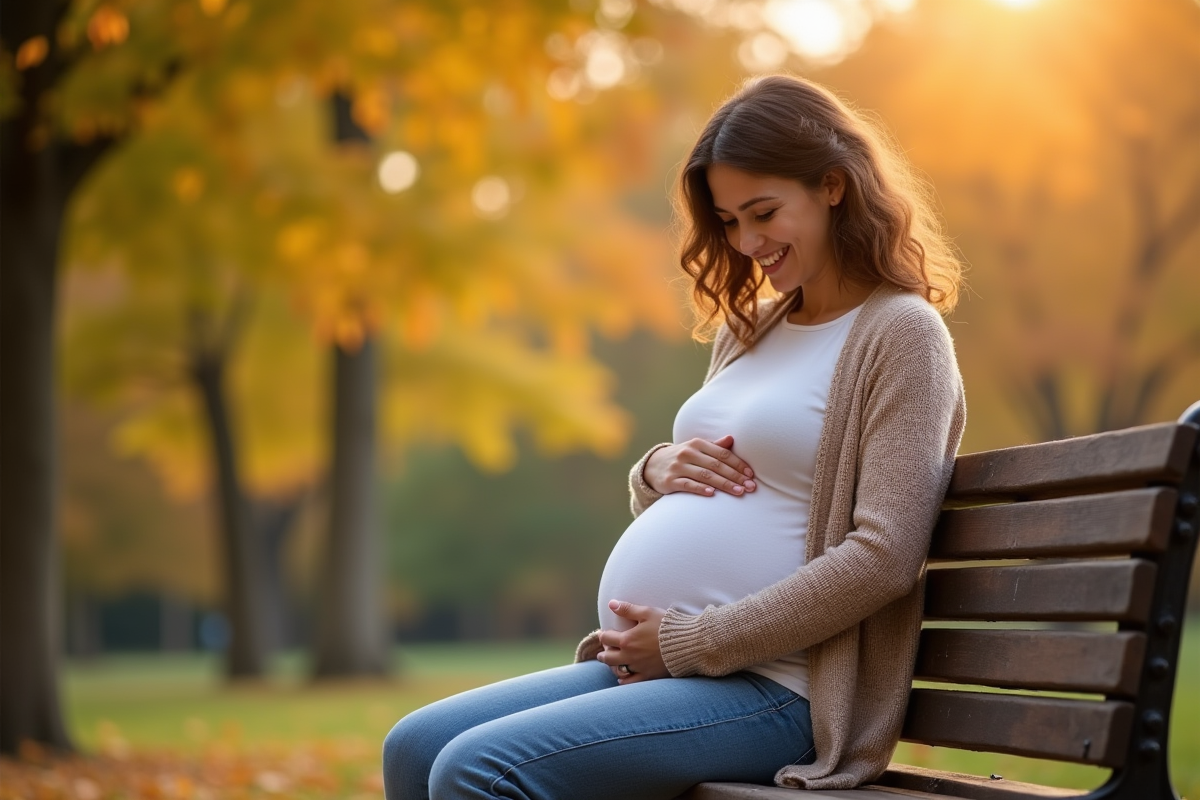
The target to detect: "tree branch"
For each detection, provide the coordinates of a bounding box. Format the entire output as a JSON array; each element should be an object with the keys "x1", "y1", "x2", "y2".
[{"x1": 1121, "y1": 330, "x2": 1200, "y2": 428}]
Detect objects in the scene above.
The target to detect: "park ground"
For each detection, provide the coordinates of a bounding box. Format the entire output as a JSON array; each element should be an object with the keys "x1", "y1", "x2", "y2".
[{"x1": 2, "y1": 623, "x2": 1198, "y2": 800}]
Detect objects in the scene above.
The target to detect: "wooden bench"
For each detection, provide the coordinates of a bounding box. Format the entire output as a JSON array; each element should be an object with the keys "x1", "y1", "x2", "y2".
[{"x1": 683, "y1": 401, "x2": 1200, "y2": 800}]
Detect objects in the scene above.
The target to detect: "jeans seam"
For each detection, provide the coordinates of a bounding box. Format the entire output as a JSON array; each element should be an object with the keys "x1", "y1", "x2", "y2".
[
  {"x1": 489, "y1": 693, "x2": 806, "y2": 795},
  {"x1": 791, "y1": 744, "x2": 817, "y2": 766}
]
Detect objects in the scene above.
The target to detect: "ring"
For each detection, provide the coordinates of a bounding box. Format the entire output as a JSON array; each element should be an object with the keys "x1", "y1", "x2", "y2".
[{"x1": 618, "y1": 664, "x2": 633, "y2": 676}]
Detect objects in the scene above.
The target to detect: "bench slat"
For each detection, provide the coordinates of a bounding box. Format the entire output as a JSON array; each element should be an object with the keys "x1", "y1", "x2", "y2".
[
  {"x1": 877, "y1": 764, "x2": 1085, "y2": 799},
  {"x1": 924, "y1": 560, "x2": 1155, "y2": 622},
  {"x1": 901, "y1": 689, "x2": 1134, "y2": 767},
  {"x1": 680, "y1": 784, "x2": 947, "y2": 799},
  {"x1": 914, "y1": 629, "x2": 1146, "y2": 696},
  {"x1": 931, "y1": 488, "x2": 1175, "y2": 559},
  {"x1": 946, "y1": 423, "x2": 1195, "y2": 500}
]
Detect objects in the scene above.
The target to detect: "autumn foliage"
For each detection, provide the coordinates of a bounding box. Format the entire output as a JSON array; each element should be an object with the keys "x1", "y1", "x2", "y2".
[{"x1": 1, "y1": 738, "x2": 383, "y2": 800}]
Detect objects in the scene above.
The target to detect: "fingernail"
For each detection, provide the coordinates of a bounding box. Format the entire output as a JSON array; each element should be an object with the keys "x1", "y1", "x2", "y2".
[
  {"x1": 609, "y1": 599, "x2": 619, "y2": 609},
  {"x1": 744, "y1": 469, "x2": 754, "y2": 477},
  {"x1": 745, "y1": 480, "x2": 756, "y2": 491},
  {"x1": 704, "y1": 487, "x2": 714, "y2": 495},
  {"x1": 732, "y1": 485, "x2": 743, "y2": 494}
]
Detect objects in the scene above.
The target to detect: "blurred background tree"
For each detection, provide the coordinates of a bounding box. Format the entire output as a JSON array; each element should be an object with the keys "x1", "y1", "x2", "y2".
[
  {"x1": 2, "y1": 0, "x2": 681, "y2": 751},
  {"x1": 821, "y1": 0, "x2": 1200, "y2": 447}
]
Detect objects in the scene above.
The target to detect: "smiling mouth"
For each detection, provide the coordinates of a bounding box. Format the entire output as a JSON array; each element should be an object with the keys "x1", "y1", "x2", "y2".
[{"x1": 756, "y1": 246, "x2": 789, "y2": 269}]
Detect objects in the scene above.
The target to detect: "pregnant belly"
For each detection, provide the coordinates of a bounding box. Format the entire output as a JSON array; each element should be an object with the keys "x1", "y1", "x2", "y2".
[{"x1": 597, "y1": 489, "x2": 807, "y2": 631}]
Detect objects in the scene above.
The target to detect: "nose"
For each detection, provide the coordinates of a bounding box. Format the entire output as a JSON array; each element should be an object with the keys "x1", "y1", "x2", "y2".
[{"x1": 737, "y1": 226, "x2": 763, "y2": 257}]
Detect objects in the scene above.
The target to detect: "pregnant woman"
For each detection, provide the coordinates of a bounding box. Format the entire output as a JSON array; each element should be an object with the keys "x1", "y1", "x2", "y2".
[{"x1": 383, "y1": 74, "x2": 966, "y2": 800}]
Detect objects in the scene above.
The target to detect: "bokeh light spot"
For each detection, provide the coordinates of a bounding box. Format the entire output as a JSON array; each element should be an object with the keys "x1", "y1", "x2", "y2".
[
  {"x1": 764, "y1": 0, "x2": 847, "y2": 60},
  {"x1": 547, "y1": 68, "x2": 583, "y2": 101},
  {"x1": 472, "y1": 176, "x2": 512, "y2": 219},
  {"x1": 585, "y1": 39, "x2": 627, "y2": 88},
  {"x1": 631, "y1": 37, "x2": 665, "y2": 65},
  {"x1": 597, "y1": 0, "x2": 636, "y2": 29},
  {"x1": 378, "y1": 151, "x2": 419, "y2": 194},
  {"x1": 738, "y1": 31, "x2": 789, "y2": 72}
]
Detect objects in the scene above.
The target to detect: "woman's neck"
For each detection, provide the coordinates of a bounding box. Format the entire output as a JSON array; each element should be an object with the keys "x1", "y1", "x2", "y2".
[{"x1": 786, "y1": 278, "x2": 876, "y2": 326}]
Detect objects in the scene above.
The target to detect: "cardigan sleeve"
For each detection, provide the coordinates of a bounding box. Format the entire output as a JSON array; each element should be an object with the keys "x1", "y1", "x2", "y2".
[
  {"x1": 628, "y1": 442, "x2": 673, "y2": 517},
  {"x1": 657, "y1": 303, "x2": 965, "y2": 677}
]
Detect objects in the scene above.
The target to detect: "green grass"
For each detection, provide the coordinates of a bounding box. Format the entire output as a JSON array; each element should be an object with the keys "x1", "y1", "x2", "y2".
[
  {"x1": 62, "y1": 626, "x2": 1200, "y2": 797},
  {"x1": 64, "y1": 640, "x2": 576, "y2": 752}
]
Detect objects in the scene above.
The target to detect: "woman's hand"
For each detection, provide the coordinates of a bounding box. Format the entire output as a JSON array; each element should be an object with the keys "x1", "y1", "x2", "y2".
[
  {"x1": 595, "y1": 601, "x2": 670, "y2": 685},
  {"x1": 643, "y1": 434, "x2": 756, "y2": 498}
]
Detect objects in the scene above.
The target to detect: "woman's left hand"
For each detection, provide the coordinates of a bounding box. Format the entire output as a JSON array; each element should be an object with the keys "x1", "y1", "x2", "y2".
[{"x1": 595, "y1": 601, "x2": 670, "y2": 685}]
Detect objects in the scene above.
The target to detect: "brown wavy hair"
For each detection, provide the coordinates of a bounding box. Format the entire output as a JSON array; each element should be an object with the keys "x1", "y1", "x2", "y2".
[{"x1": 677, "y1": 75, "x2": 963, "y2": 344}]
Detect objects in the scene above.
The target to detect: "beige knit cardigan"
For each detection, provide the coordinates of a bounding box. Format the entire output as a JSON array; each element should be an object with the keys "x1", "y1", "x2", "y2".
[{"x1": 574, "y1": 284, "x2": 967, "y2": 790}]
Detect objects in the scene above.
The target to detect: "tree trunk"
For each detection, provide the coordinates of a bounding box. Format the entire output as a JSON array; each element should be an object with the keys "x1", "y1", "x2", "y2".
[
  {"x1": 312, "y1": 338, "x2": 387, "y2": 677},
  {"x1": 159, "y1": 594, "x2": 193, "y2": 652},
  {"x1": 0, "y1": 0, "x2": 83, "y2": 751},
  {"x1": 190, "y1": 349, "x2": 267, "y2": 678},
  {"x1": 0, "y1": 154, "x2": 73, "y2": 752},
  {"x1": 253, "y1": 496, "x2": 304, "y2": 652}
]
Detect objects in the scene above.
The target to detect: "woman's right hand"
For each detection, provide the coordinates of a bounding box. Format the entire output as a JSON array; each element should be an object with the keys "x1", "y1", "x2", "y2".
[{"x1": 643, "y1": 434, "x2": 756, "y2": 497}]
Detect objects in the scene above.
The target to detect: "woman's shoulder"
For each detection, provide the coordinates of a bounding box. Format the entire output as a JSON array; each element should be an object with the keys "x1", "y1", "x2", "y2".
[{"x1": 859, "y1": 285, "x2": 954, "y2": 345}]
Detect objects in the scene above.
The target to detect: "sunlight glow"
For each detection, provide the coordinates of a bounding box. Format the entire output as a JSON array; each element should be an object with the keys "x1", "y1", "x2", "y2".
[
  {"x1": 763, "y1": 0, "x2": 866, "y2": 62},
  {"x1": 991, "y1": 0, "x2": 1040, "y2": 6},
  {"x1": 378, "y1": 151, "x2": 419, "y2": 194}
]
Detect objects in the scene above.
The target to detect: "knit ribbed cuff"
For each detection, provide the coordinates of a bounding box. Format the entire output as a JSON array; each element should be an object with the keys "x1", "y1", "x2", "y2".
[
  {"x1": 658, "y1": 606, "x2": 714, "y2": 677},
  {"x1": 629, "y1": 442, "x2": 672, "y2": 516},
  {"x1": 574, "y1": 629, "x2": 602, "y2": 663}
]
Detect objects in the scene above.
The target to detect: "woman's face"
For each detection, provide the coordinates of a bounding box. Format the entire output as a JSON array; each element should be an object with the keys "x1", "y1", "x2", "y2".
[{"x1": 706, "y1": 163, "x2": 843, "y2": 294}]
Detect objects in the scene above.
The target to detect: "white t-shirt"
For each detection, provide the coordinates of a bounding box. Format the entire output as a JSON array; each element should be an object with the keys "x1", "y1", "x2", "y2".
[{"x1": 597, "y1": 305, "x2": 861, "y2": 697}]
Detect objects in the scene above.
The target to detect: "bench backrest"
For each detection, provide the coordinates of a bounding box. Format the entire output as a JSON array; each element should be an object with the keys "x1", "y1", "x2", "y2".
[{"x1": 882, "y1": 415, "x2": 1200, "y2": 800}]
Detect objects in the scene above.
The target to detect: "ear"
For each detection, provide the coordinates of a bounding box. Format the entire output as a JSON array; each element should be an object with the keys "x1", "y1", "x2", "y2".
[{"x1": 822, "y1": 168, "x2": 847, "y2": 207}]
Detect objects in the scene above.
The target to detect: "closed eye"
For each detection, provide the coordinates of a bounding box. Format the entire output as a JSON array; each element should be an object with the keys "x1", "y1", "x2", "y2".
[
  {"x1": 720, "y1": 217, "x2": 737, "y2": 228},
  {"x1": 754, "y1": 209, "x2": 776, "y2": 222}
]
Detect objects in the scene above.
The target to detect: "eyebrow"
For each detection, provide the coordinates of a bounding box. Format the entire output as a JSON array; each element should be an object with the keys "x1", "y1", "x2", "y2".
[{"x1": 712, "y1": 195, "x2": 779, "y2": 213}]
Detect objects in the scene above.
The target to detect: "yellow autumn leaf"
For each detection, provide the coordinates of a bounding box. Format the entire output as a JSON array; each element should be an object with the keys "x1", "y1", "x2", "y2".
[
  {"x1": 352, "y1": 84, "x2": 390, "y2": 134},
  {"x1": 15, "y1": 36, "x2": 49, "y2": 70},
  {"x1": 334, "y1": 316, "x2": 365, "y2": 352},
  {"x1": 353, "y1": 26, "x2": 398, "y2": 58},
  {"x1": 399, "y1": 290, "x2": 441, "y2": 351},
  {"x1": 551, "y1": 322, "x2": 586, "y2": 357},
  {"x1": 277, "y1": 219, "x2": 325, "y2": 261},
  {"x1": 172, "y1": 167, "x2": 205, "y2": 203},
  {"x1": 224, "y1": 2, "x2": 250, "y2": 29},
  {"x1": 335, "y1": 241, "x2": 369, "y2": 276},
  {"x1": 87, "y1": 5, "x2": 129, "y2": 50}
]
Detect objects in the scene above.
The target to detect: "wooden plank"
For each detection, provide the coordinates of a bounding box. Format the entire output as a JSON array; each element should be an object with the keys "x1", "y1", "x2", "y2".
[
  {"x1": 924, "y1": 560, "x2": 1155, "y2": 622},
  {"x1": 877, "y1": 765, "x2": 1086, "y2": 799},
  {"x1": 947, "y1": 423, "x2": 1195, "y2": 500},
  {"x1": 914, "y1": 629, "x2": 1146, "y2": 696},
  {"x1": 901, "y1": 689, "x2": 1134, "y2": 767},
  {"x1": 680, "y1": 784, "x2": 953, "y2": 800},
  {"x1": 931, "y1": 488, "x2": 1175, "y2": 559}
]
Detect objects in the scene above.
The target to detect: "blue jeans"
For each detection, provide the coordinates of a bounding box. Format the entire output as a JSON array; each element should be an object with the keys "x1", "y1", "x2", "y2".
[{"x1": 382, "y1": 659, "x2": 815, "y2": 800}]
